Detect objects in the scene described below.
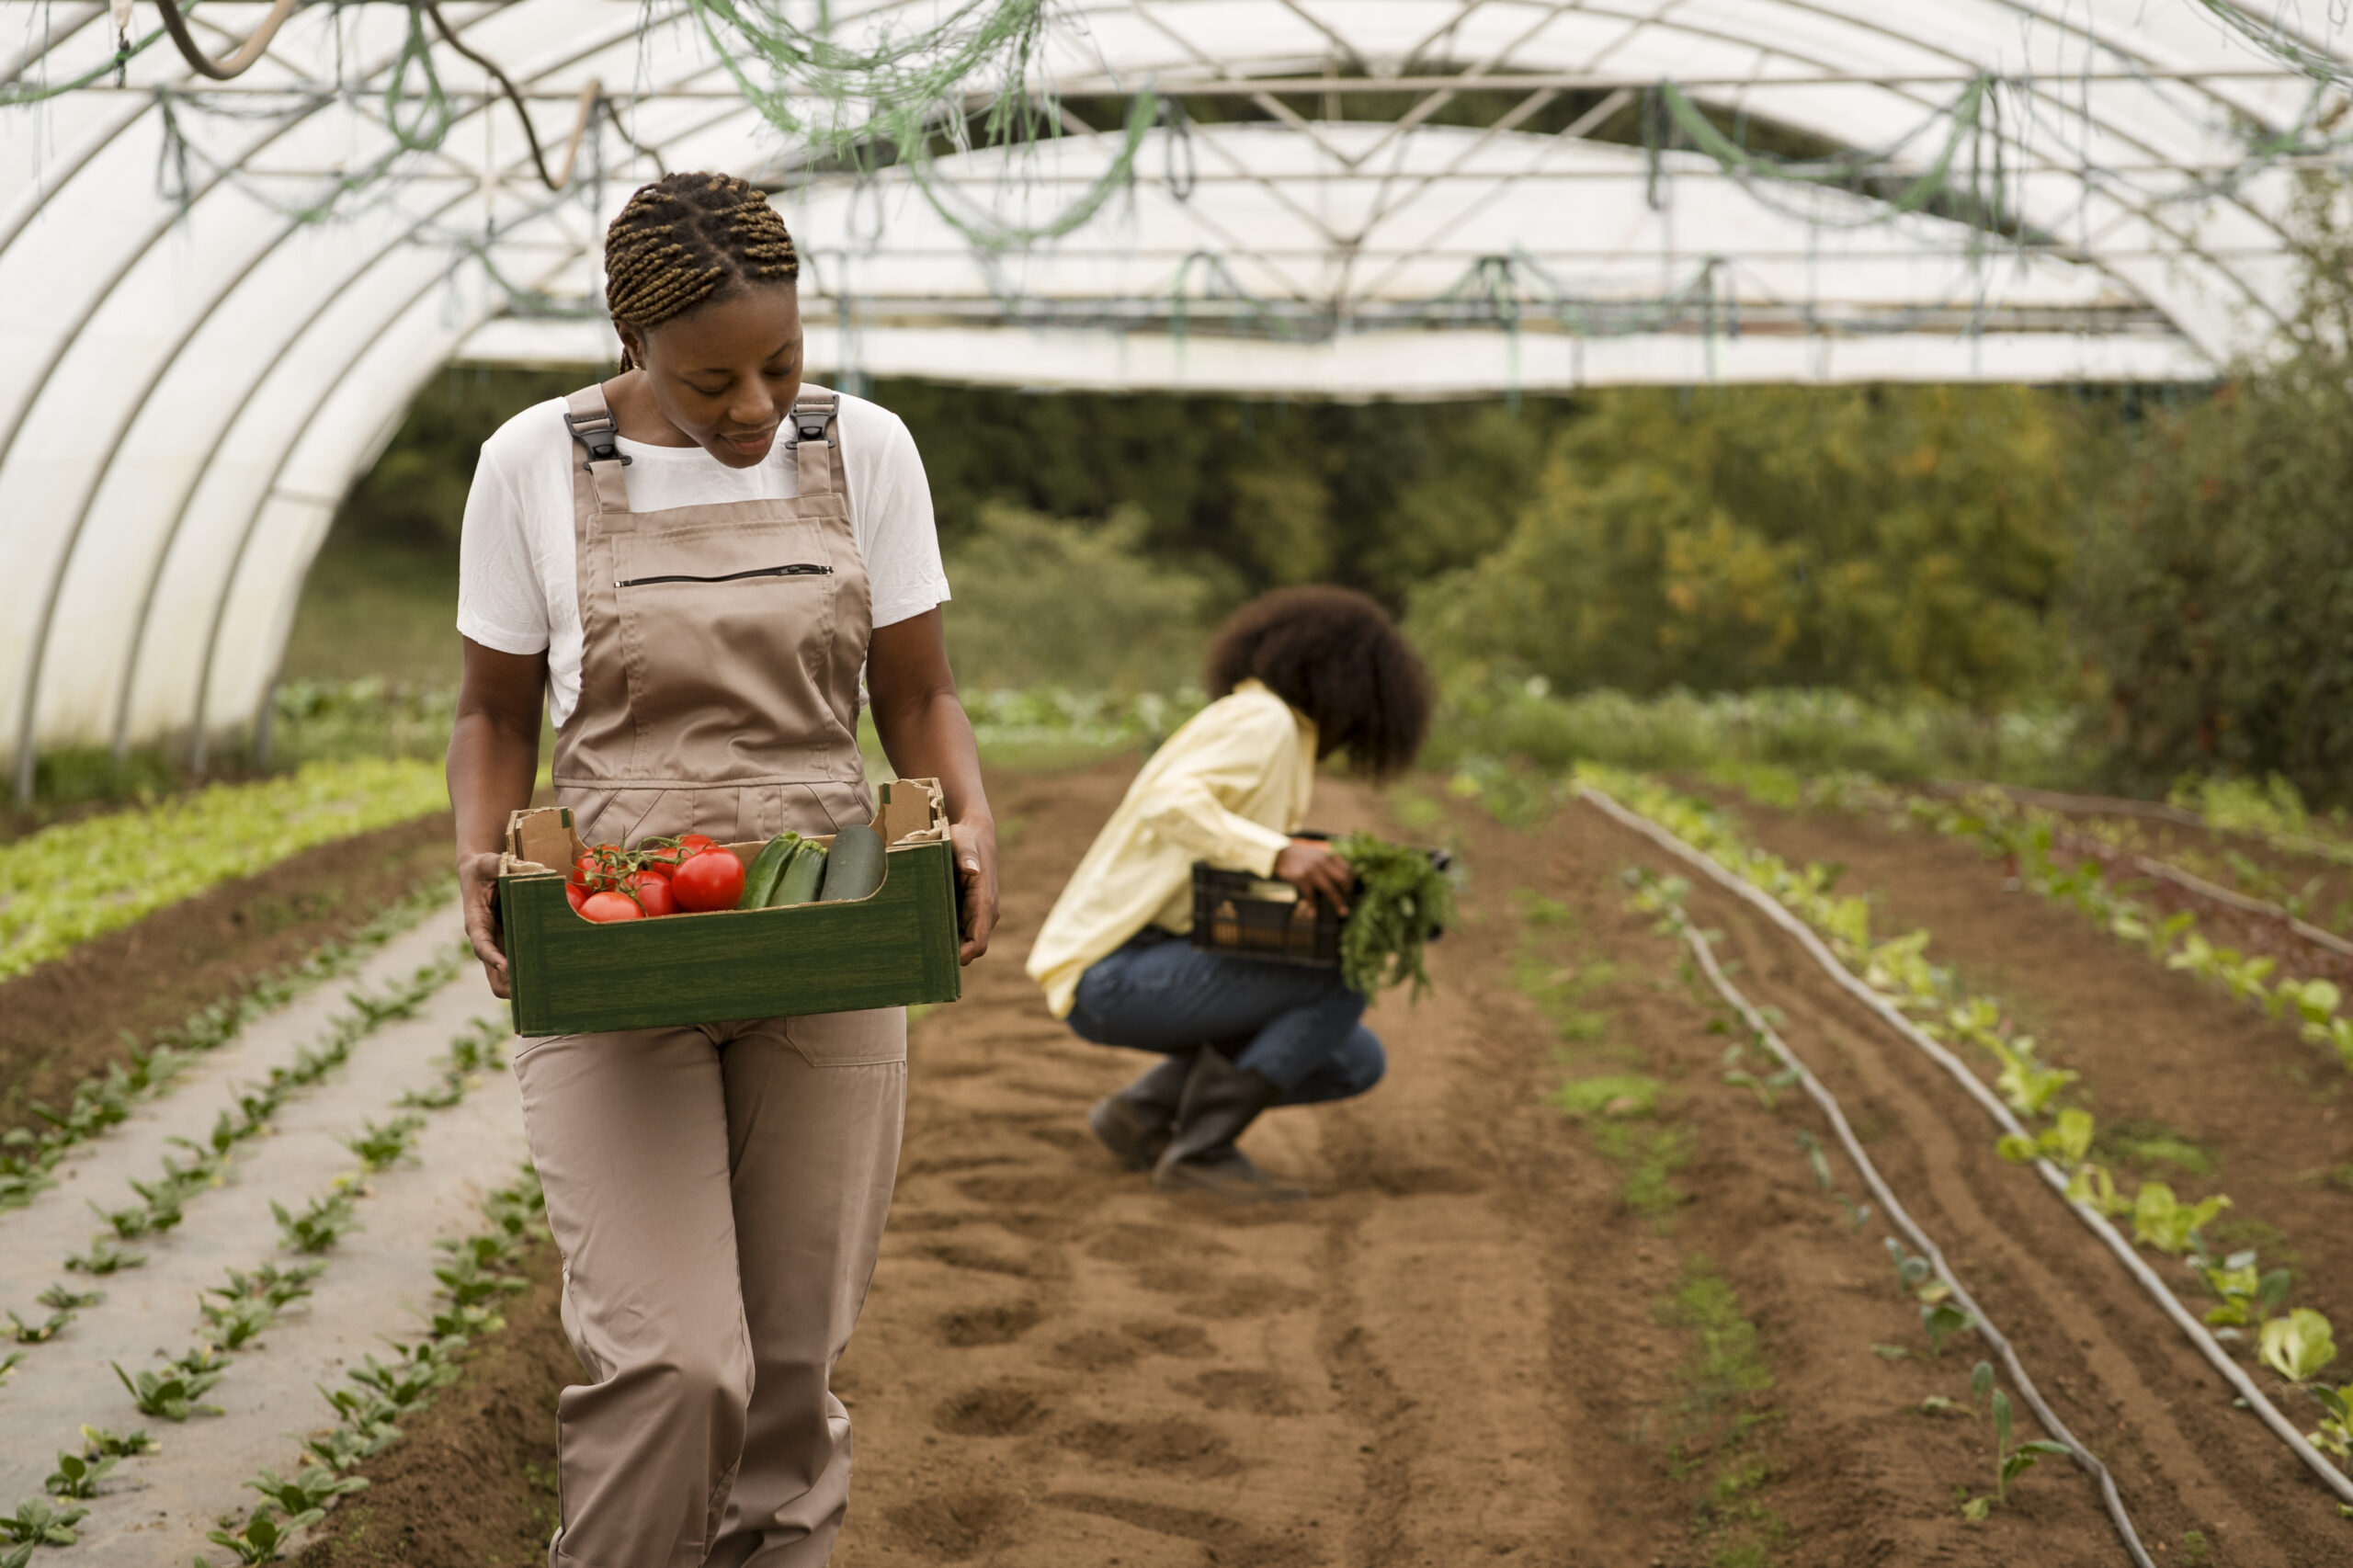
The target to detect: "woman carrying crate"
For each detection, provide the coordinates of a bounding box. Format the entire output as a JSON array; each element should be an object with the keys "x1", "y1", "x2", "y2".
[
  {"x1": 1027, "y1": 586, "x2": 1432, "y2": 1202},
  {"x1": 446, "y1": 173, "x2": 997, "y2": 1568}
]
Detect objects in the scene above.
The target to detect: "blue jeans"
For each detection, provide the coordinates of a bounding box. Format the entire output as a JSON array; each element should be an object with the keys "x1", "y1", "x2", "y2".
[{"x1": 1066, "y1": 931, "x2": 1385, "y2": 1106}]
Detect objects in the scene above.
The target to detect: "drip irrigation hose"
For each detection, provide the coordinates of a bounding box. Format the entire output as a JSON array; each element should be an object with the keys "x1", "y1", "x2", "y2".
[
  {"x1": 152, "y1": 0, "x2": 301, "y2": 81},
  {"x1": 1671, "y1": 909, "x2": 2154, "y2": 1568},
  {"x1": 421, "y1": 1, "x2": 597, "y2": 191},
  {"x1": 1575, "y1": 782, "x2": 2353, "y2": 1509},
  {"x1": 2054, "y1": 826, "x2": 2353, "y2": 962}
]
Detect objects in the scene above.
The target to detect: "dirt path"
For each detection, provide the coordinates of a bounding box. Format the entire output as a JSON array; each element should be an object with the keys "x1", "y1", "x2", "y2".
[{"x1": 301, "y1": 760, "x2": 2324, "y2": 1565}]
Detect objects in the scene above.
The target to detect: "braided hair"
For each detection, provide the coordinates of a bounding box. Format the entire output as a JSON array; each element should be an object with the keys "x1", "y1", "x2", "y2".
[{"x1": 604, "y1": 172, "x2": 800, "y2": 369}]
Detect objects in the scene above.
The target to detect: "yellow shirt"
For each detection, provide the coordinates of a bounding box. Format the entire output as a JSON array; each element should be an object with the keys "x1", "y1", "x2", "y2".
[{"x1": 1027, "y1": 679, "x2": 1317, "y2": 1018}]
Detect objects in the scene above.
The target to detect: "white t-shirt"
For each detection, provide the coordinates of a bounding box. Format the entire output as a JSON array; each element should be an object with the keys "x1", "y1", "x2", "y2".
[{"x1": 457, "y1": 388, "x2": 951, "y2": 728}]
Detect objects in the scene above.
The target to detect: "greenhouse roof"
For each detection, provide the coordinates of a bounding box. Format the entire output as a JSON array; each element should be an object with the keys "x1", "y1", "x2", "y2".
[{"x1": 1, "y1": 0, "x2": 2347, "y2": 780}]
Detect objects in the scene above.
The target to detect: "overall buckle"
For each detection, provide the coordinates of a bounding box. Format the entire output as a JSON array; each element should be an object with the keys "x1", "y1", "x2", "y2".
[
  {"x1": 564, "y1": 410, "x2": 632, "y2": 467},
  {"x1": 792, "y1": 407, "x2": 833, "y2": 446}
]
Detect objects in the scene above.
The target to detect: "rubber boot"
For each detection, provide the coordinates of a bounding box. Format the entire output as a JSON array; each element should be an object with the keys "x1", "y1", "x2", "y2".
[
  {"x1": 1152, "y1": 1047, "x2": 1306, "y2": 1202},
  {"x1": 1087, "y1": 1053, "x2": 1194, "y2": 1171}
]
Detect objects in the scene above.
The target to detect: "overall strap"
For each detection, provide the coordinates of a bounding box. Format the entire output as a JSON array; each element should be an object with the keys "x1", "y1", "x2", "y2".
[
  {"x1": 790, "y1": 391, "x2": 840, "y2": 498},
  {"x1": 563, "y1": 383, "x2": 633, "y2": 516}
]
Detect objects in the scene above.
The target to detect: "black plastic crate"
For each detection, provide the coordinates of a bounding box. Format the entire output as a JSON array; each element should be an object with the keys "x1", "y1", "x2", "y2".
[
  {"x1": 1190, "y1": 866, "x2": 1344, "y2": 966},
  {"x1": 1188, "y1": 846, "x2": 1452, "y2": 969}
]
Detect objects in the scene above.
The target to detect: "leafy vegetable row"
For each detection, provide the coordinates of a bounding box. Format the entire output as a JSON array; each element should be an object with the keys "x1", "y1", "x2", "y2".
[
  {"x1": 0, "y1": 881, "x2": 452, "y2": 1212},
  {"x1": 0, "y1": 757, "x2": 448, "y2": 982},
  {"x1": 0, "y1": 1017, "x2": 534, "y2": 1567},
  {"x1": 1903, "y1": 790, "x2": 2353, "y2": 1078},
  {"x1": 0, "y1": 950, "x2": 467, "y2": 1393},
  {"x1": 1578, "y1": 765, "x2": 2353, "y2": 1478}
]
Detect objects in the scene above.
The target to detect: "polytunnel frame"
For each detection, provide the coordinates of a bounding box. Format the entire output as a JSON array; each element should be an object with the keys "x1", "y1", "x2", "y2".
[
  {"x1": 0, "y1": 1, "x2": 2344, "y2": 791},
  {"x1": 0, "y1": 0, "x2": 665, "y2": 796}
]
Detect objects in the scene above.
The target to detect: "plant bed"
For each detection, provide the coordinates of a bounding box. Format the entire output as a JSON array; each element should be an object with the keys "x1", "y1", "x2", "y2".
[
  {"x1": 0, "y1": 814, "x2": 453, "y2": 1136},
  {"x1": 291, "y1": 1235, "x2": 567, "y2": 1568}
]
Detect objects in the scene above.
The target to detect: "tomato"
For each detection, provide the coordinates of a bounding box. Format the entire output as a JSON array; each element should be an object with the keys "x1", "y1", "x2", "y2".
[
  {"x1": 678, "y1": 834, "x2": 718, "y2": 852},
  {"x1": 580, "y1": 890, "x2": 642, "y2": 922},
  {"x1": 565, "y1": 882, "x2": 589, "y2": 915},
  {"x1": 621, "y1": 870, "x2": 677, "y2": 918},
  {"x1": 670, "y1": 846, "x2": 745, "y2": 912},
  {"x1": 574, "y1": 851, "x2": 620, "y2": 892}
]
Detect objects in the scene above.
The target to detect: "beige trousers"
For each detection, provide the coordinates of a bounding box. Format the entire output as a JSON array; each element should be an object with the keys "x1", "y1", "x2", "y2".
[{"x1": 515, "y1": 1009, "x2": 906, "y2": 1568}]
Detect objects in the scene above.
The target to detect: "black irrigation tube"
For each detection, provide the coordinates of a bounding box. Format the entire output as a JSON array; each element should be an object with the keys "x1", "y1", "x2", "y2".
[
  {"x1": 1670, "y1": 907, "x2": 2154, "y2": 1568},
  {"x1": 1576, "y1": 783, "x2": 2353, "y2": 1510}
]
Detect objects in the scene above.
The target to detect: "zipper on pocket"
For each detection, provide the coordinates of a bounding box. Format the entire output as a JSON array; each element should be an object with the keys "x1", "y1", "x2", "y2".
[{"x1": 616, "y1": 563, "x2": 834, "y2": 588}]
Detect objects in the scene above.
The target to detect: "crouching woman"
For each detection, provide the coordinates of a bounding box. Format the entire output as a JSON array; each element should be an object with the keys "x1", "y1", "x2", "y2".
[{"x1": 1025, "y1": 587, "x2": 1432, "y2": 1201}]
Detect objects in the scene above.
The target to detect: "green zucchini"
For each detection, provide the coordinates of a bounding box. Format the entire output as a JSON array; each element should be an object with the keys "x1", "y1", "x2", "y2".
[
  {"x1": 819, "y1": 823, "x2": 886, "y2": 902},
  {"x1": 767, "y1": 839, "x2": 828, "y2": 907},
  {"x1": 735, "y1": 833, "x2": 801, "y2": 910}
]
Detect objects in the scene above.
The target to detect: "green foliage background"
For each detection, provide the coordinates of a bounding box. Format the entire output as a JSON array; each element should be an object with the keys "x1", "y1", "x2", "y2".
[{"x1": 294, "y1": 214, "x2": 2353, "y2": 803}]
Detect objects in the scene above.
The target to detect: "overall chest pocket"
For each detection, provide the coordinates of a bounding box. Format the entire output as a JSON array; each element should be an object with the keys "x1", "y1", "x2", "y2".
[
  {"x1": 609, "y1": 524, "x2": 844, "y2": 743},
  {"x1": 614, "y1": 523, "x2": 835, "y2": 591}
]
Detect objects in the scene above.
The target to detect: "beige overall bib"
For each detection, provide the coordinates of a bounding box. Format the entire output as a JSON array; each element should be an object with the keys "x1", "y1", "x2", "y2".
[{"x1": 513, "y1": 383, "x2": 906, "y2": 1568}]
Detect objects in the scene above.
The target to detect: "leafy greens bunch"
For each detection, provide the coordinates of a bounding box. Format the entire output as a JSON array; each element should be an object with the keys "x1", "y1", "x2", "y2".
[{"x1": 1335, "y1": 834, "x2": 1456, "y2": 1000}]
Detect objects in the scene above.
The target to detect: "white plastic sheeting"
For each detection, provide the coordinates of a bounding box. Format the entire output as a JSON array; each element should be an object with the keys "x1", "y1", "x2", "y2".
[{"x1": 0, "y1": 0, "x2": 2345, "y2": 778}]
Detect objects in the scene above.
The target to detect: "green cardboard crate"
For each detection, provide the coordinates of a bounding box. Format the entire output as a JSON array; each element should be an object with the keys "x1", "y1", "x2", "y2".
[{"x1": 497, "y1": 778, "x2": 963, "y2": 1036}]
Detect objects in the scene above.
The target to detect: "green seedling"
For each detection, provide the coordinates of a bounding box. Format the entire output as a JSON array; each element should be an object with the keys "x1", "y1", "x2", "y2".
[
  {"x1": 345, "y1": 1341, "x2": 462, "y2": 1411},
  {"x1": 168, "y1": 1345, "x2": 229, "y2": 1377},
  {"x1": 273, "y1": 1192, "x2": 360, "y2": 1254},
  {"x1": 2302, "y1": 1380, "x2": 2353, "y2": 1460},
  {"x1": 2200, "y1": 1250, "x2": 2293, "y2": 1330},
  {"x1": 396, "y1": 1078, "x2": 463, "y2": 1110},
  {"x1": 1836, "y1": 1194, "x2": 1874, "y2": 1234},
  {"x1": 40, "y1": 1450, "x2": 115, "y2": 1500},
  {"x1": 87, "y1": 1199, "x2": 157, "y2": 1240},
  {"x1": 244, "y1": 1466, "x2": 367, "y2": 1516},
  {"x1": 2261, "y1": 1308, "x2": 2340, "y2": 1383},
  {"x1": 433, "y1": 1248, "x2": 529, "y2": 1312},
  {"x1": 77, "y1": 1426, "x2": 154, "y2": 1458},
  {"x1": 2132, "y1": 1182, "x2": 2230, "y2": 1256},
  {"x1": 4, "y1": 1310, "x2": 69, "y2": 1345},
  {"x1": 303, "y1": 1416, "x2": 401, "y2": 1472},
  {"x1": 2062, "y1": 1160, "x2": 2134, "y2": 1218},
  {"x1": 0, "y1": 1351, "x2": 23, "y2": 1384},
  {"x1": 1922, "y1": 1301, "x2": 1976, "y2": 1358},
  {"x1": 34, "y1": 1285, "x2": 100, "y2": 1312},
  {"x1": 1870, "y1": 1344, "x2": 1910, "y2": 1360},
  {"x1": 341, "y1": 1114, "x2": 426, "y2": 1173},
  {"x1": 1986, "y1": 1035, "x2": 2077, "y2": 1117},
  {"x1": 1794, "y1": 1131, "x2": 1835, "y2": 1191},
  {"x1": 65, "y1": 1239, "x2": 145, "y2": 1274},
  {"x1": 1997, "y1": 1107, "x2": 2096, "y2": 1172},
  {"x1": 1990, "y1": 1388, "x2": 2070, "y2": 1504},
  {"x1": 199, "y1": 1295, "x2": 278, "y2": 1351},
  {"x1": 1722, "y1": 1063, "x2": 1802, "y2": 1110},
  {"x1": 111, "y1": 1359, "x2": 224, "y2": 1421},
  {"x1": 209, "y1": 1262, "x2": 324, "y2": 1311},
  {"x1": 0, "y1": 1498, "x2": 85, "y2": 1551},
  {"x1": 1886, "y1": 1237, "x2": 1929, "y2": 1295},
  {"x1": 198, "y1": 1504, "x2": 321, "y2": 1568}
]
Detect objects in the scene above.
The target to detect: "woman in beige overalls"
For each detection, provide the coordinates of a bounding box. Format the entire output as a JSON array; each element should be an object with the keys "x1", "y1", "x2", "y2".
[{"x1": 448, "y1": 174, "x2": 997, "y2": 1568}]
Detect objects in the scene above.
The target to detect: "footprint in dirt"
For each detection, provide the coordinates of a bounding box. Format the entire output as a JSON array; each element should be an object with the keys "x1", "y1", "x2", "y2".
[
  {"x1": 933, "y1": 1381, "x2": 1051, "y2": 1437},
  {"x1": 936, "y1": 1300, "x2": 1041, "y2": 1346},
  {"x1": 925, "y1": 1241, "x2": 1044, "y2": 1278},
  {"x1": 1121, "y1": 1319, "x2": 1212, "y2": 1357},
  {"x1": 1056, "y1": 1416, "x2": 1246, "y2": 1479},
  {"x1": 1175, "y1": 1368, "x2": 1302, "y2": 1415},
  {"x1": 881, "y1": 1491, "x2": 1027, "y2": 1562}
]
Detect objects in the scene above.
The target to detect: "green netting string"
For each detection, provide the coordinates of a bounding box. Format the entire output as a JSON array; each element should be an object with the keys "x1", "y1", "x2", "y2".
[
  {"x1": 685, "y1": 0, "x2": 1154, "y2": 250},
  {"x1": 382, "y1": 1, "x2": 451, "y2": 153},
  {"x1": 1658, "y1": 74, "x2": 1992, "y2": 229}
]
